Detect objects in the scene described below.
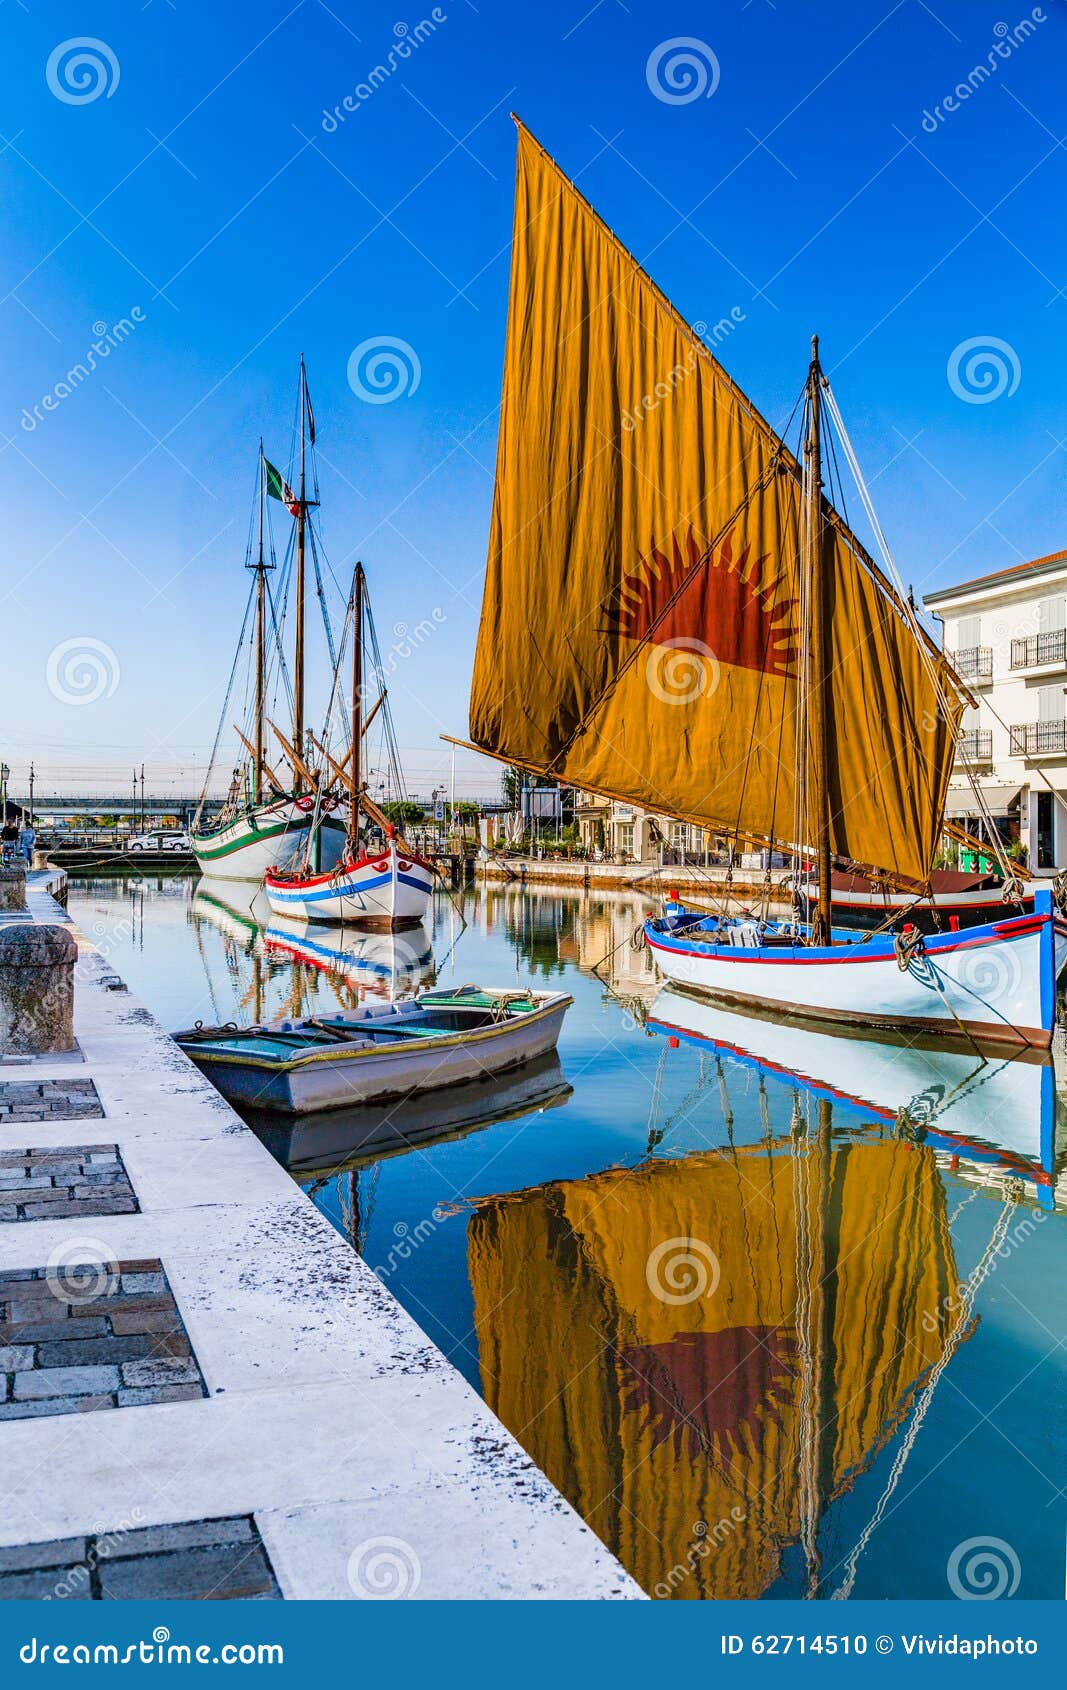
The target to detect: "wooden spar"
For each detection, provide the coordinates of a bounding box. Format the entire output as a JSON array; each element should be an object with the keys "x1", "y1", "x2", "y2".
[
  {"x1": 310, "y1": 694, "x2": 386, "y2": 783},
  {"x1": 292, "y1": 359, "x2": 307, "y2": 791},
  {"x1": 233, "y1": 727, "x2": 285, "y2": 796},
  {"x1": 268, "y1": 718, "x2": 317, "y2": 790},
  {"x1": 351, "y1": 564, "x2": 364, "y2": 844},
  {"x1": 804, "y1": 336, "x2": 833, "y2": 945},
  {"x1": 253, "y1": 442, "x2": 266, "y2": 807}
]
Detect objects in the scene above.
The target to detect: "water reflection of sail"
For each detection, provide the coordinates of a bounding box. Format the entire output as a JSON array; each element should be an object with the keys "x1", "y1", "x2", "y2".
[{"x1": 470, "y1": 1123, "x2": 960, "y2": 1599}]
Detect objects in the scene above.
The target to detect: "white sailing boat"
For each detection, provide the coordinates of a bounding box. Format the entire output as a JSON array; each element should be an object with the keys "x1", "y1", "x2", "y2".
[
  {"x1": 264, "y1": 563, "x2": 435, "y2": 929},
  {"x1": 191, "y1": 363, "x2": 346, "y2": 881},
  {"x1": 457, "y1": 119, "x2": 1065, "y2": 1048}
]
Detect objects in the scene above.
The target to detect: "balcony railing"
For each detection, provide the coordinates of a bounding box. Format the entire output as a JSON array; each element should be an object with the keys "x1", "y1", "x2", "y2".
[
  {"x1": 952, "y1": 646, "x2": 993, "y2": 681},
  {"x1": 956, "y1": 730, "x2": 993, "y2": 763},
  {"x1": 1010, "y1": 629, "x2": 1067, "y2": 670},
  {"x1": 1009, "y1": 721, "x2": 1067, "y2": 756}
]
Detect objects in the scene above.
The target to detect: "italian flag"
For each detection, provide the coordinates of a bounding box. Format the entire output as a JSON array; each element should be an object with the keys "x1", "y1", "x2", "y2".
[{"x1": 265, "y1": 459, "x2": 299, "y2": 516}]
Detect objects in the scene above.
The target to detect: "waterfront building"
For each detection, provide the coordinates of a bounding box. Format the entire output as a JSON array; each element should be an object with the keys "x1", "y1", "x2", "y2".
[
  {"x1": 574, "y1": 794, "x2": 707, "y2": 864},
  {"x1": 924, "y1": 548, "x2": 1067, "y2": 873}
]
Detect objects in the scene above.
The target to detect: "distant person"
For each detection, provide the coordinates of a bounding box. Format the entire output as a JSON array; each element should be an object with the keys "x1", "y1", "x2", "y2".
[
  {"x1": 19, "y1": 818, "x2": 36, "y2": 863},
  {"x1": 0, "y1": 815, "x2": 19, "y2": 867}
]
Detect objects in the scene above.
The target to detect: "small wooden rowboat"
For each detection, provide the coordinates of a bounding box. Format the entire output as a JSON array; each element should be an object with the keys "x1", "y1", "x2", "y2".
[{"x1": 174, "y1": 986, "x2": 572, "y2": 1114}]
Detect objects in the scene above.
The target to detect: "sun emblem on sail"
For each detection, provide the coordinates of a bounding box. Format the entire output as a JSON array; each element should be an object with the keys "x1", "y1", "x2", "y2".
[
  {"x1": 620, "y1": 1325, "x2": 800, "y2": 1463},
  {"x1": 604, "y1": 526, "x2": 799, "y2": 700}
]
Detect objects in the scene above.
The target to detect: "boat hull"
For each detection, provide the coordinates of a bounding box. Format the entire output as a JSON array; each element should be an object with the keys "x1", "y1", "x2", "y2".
[
  {"x1": 181, "y1": 991, "x2": 572, "y2": 1113},
  {"x1": 645, "y1": 891, "x2": 1065, "y2": 1049},
  {"x1": 264, "y1": 840, "x2": 435, "y2": 928},
  {"x1": 191, "y1": 801, "x2": 347, "y2": 882}
]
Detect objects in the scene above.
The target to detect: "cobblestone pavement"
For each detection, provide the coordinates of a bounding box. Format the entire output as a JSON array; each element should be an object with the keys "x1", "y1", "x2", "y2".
[
  {"x1": 0, "y1": 1516, "x2": 280, "y2": 1599},
  {"x1": 0, "y1": 1259, "x2": 207, "y2": 1420},
  {"x1": 0, "y1": 1079, "x2": 104, "y2": 1121},
  {"x1": 0, "y1": 1141, "x2": 137, "y2": 1222}
]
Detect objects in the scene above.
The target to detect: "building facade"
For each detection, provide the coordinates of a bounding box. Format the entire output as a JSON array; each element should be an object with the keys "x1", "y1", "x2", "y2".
[
  {"x1": 924, "y1": 549, "x2": 1067, "y2": 874},
  {"x1": 575, "y1": 794, "x2": 707, "y2": 863}
]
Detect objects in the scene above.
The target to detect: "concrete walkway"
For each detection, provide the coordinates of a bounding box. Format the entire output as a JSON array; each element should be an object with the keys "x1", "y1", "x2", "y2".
[{"x1": 0, "y1": 872, "x2": 641, "y2": 1600}]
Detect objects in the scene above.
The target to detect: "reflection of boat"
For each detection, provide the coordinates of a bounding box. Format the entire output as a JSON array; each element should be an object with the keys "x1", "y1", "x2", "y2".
[
  {"x1": 648, "y1": 985, "x2": 1060, "y2": 1207},
  {"x1": 470, "y1": 1108, "x2": 968, "y2": 1599},
  {"x1": 175, "y1": 987, "x2": 572, "y2": 1114},
  {"x1": 263, "y1": 915, "x2": 434, "y2": 999},
  {"x1": 250, "y1": 1051, "x2": 571, "y2": 1174}
]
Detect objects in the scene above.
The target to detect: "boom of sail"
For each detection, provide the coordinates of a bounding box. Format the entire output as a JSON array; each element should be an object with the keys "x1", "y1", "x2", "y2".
[{"x1": 469, "y1": 122, "x2": 966, "y2": 885}]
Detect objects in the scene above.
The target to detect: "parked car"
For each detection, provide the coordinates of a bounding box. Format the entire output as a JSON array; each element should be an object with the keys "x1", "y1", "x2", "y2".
[{"x1": 127, "y1": 832, "x2": 191, "y2": 853}]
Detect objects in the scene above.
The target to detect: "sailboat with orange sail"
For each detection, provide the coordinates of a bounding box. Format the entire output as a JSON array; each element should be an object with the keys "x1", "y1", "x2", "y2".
[{"x1": 455, "y1": 120, "x2": 1067, "y2": 1046}]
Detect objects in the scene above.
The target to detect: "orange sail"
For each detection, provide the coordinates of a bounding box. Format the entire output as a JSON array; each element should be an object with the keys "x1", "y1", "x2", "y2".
[{"x1": 469, "y1": 123, "x2": 964, "y2": 883}]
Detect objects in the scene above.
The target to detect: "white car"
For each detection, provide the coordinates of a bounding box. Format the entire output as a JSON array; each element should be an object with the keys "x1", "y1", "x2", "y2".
[{"x1": 127, "y1": 832, "x2": 191, "y2": 853}]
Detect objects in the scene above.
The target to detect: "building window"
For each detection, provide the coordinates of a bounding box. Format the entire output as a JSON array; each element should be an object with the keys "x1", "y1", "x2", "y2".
[
  {"x1": 616, "y1": 822, "x2": 634, "y2": 857},
  {"x1": 669, "y1": 822, "x2": 689, "y2": 849},
  {"x1": 1038, "y1": 596, "x2": 1066, "y2": 637}
]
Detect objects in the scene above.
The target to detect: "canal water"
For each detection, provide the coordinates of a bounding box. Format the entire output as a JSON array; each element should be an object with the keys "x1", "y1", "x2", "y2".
[{"x1": 68, "y1": 871, "x2": 1067, "y2": 1601}]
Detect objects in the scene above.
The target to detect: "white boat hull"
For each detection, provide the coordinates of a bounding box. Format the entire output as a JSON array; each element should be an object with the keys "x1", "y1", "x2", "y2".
[
  {"x1": 183, "y1": 991, "x2": 572, "y2": 1113},
  {"x1": 264, "y1": 840, "x2": 435, "y2": 928},
  {"x1": 645, "y1": 891, "x2": 1065, "y2": 1049},
  {"x1": 191, "y1": 800, "x2": 347, "y2": 882}
]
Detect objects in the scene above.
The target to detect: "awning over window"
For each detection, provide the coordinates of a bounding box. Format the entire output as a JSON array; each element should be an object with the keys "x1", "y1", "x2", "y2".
[{"x1": 945, "y1": 783, "x2": 1021, "y2": 818}]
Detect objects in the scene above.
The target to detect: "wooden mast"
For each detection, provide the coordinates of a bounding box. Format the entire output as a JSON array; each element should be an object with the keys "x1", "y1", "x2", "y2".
[
  {"x1": 804, "y1": 336, "x2": 833, "y2": 945},
  {"x1": 252, "y1": 441, "x2": 267, "y2": 808},
  {"x1": 350, "y1": 563, "x2": 365, "y2": 850},
  {"x1": 292, "y1": 357, "x2": 308, "y2": 792}
]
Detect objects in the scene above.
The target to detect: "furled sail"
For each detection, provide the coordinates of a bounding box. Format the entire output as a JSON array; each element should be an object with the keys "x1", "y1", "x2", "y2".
[{"x1": 469, "y1": 122, "x2": 965, "y2": 883}]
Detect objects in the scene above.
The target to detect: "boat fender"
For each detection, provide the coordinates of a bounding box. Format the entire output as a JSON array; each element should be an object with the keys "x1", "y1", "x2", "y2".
[{"x1": 893, "y1": 924, "x2": 925, "y2": 973}]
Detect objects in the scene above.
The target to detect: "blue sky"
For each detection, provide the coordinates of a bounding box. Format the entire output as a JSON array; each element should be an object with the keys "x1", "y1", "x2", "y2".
[{"x1": 2, "y1": 0, "x2": 1065, "y2": 800}]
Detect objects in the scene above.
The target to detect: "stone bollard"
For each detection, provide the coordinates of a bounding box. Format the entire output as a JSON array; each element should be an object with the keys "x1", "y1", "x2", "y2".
[
  {"x1": 0, "y1": 925, "x2": 77, "y2": 1055},
  {"x1": 0, "y1": 865, "x2": 28, "y2": 914},
  {"x1": 32, "y1": 849, "x2": 50, "y2": 871}
]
